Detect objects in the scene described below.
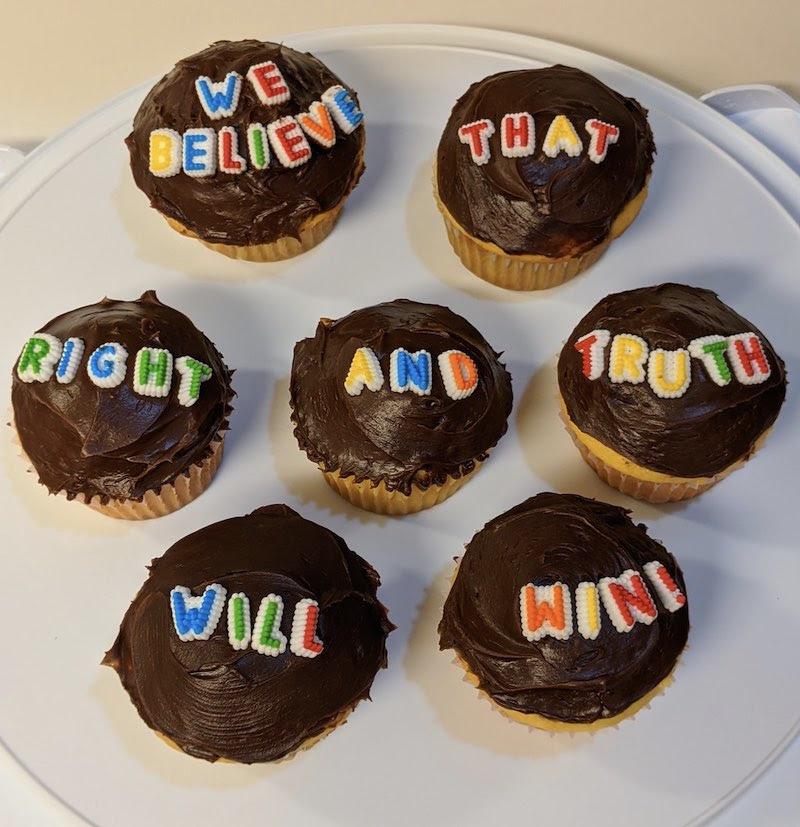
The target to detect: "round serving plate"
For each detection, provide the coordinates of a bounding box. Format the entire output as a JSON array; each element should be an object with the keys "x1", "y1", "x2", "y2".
[{"x1": 0, "y1": 24, "x2": 798, "y2": 827}]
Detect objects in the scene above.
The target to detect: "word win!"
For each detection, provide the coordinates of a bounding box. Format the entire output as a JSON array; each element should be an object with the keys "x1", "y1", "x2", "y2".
[
  {"x1": 16, "y1": 334, "x2": 213, "y2": 407},
  {"x1": 149, "y1": 60, "x2": 363, "y2": 178},
  {"x1": 459, "y1": 113, "x2": 620, "y2": 166},
  {"x1": 170, "y1": 584, "x2": 324, "y2": 659},
  {"x1": 519, "y1": 561, "x2": 686, "y2": 642}
]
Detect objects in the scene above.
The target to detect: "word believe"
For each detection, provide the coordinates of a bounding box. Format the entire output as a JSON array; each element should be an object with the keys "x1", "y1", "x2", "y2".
[
  {"x1": 149, "y1": 60, "x2": 363, "y2": 178},
  {"x1": 170, "y1": 584, "x2": 323, "y2": 659},
  {"x1": 16, "y1": 334, "x2": 213, "y2": 407},
  {"x1": 519, "y1": 561, "x2": 686, "y2": 643},
  {"x1": 459, "y1": 113, "x2": 619, "y2": 166},
  {"x1": 344, "y1": 347, "x2": 479, "y2": 399},
  {"x1": 574, "y1": 329, "x2": 771, "y2": 398}
]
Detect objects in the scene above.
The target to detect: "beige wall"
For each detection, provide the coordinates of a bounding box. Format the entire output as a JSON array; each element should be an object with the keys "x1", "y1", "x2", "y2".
[{"x1": 2, "y1": 0, "x2": 798, "y2": 146}]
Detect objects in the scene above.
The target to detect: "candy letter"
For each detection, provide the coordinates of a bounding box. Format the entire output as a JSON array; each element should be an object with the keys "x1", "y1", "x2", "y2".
[
  {"x1": 321, "y1": 85, "x2": 363, "y2": 134},
  {"x1": 17, "y1": 334, "x2": 62, "y2": 383},
  {"x1": 500, "y1": 112, "x2": 535, "y2": 158},
  {"x1": 290, "y1": 598, "x2": 324, "y2": 658},
  {"x1": 247, "y1": 61, "x2": 291, "y2": 105},
  {"x1": 252, "y1": 594, "x2": 288, "y2": 656},
  {"x1": 643, "y1": 561, "x2": 687, "y2": 613},
  {"x1": 688, "y1": 335, "x2": 731, "y2": 386},
  {"x1": 133, "y1": 347, "x2": 173, "y2": 398},
  {"x1": 728, "y1": 332, "x2": 771, "y2": 385},
  {"x1": 458, "y1": 119, "x2": 495, "y2": 165},
  {"x1": 218, "y1": 126, "x2": 246, "y2": 174},
  {"x1": 170, "y1": 584, "x2": 227, "y2": 642},
  {"x1": 519, "y1": 583, "x2": 573, "y2": 642},
  {"x1": 87, "y1": 342, "x2": 128, "y2": 388},
  {"x1": 247, "y1": 123, "x2": 270, "y2": 170},
  {"x1": 598, "y1": 570, "x2": 657, "y2": 633},
  {"x1": 175, "y1": 356, "x2": 213, "y2": 407},
  {"x1": 390, "y1": 349, "x2": 432, "y2": 396},
  {"x1": 609, "y1": 334, "x2": 648, "y2": 384},
  {"x1": 227, "y1": 593, "x2": 252, "y2": 650},
  {"x1": 438, "y1": 350, "x2": 479, "y2": 400},
  {"x1": 267, "y1": 116, "x2": 311, "y2": 168},
  {"x1": 647, "y1": 348, "x2": 691, "y2": 398},
  {"x1": 298, "y1": 100, "x2": 336, "y2": 148},
  {"x1": 543, "y1": 115, "x2": 583, "y2": 158},
  {"x1": 55, "y1": 337, "x2": 84, "y2": 384},
  {"x1": 585, "y1": 119, "x2": 620, "y2": 163},
  {"x1": 148, "y1": 128, "x2": 181, "y2": 177},
  {"x1": 194, "y1": 72, "x2": 243, "y2": 120},
  {"x1": 576, "y1": 582, "x2": 601, "y2": 640},
  {"x1": 344, "y1": 347, "x2": 384, "y2": 396},
  {"x1": 183, "y1": 128, "x2": 217, "y2": 177},
  {"x1": 574, "y1": 329, "x2": 610, "y2": 380}
]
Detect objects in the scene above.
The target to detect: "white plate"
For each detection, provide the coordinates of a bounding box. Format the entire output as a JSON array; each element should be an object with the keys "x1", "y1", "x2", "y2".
[{"x1": 1, "y1": 24, "x2": 798, "y2": 827}]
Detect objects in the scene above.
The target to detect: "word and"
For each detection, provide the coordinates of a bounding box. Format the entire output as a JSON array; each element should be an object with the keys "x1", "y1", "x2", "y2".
[
  {"x1": 574, "y1": 329, "x2": 771, "y2": 398},
  {"x1": 458, "y1": 113, "x2": 619, "y2": 166},
  {"x1": 344, "y1": 346, "x2": 479, "y2": 399},
  {"x1": 519, "y1": 560, "x2": 685, "y2": 643},
  {"x1": 149, "y1": 60, "x2": 363, "y2": 178},
  {"x1": 16, "y1": 334, "x2": 213, "y2": 407},
  {"x1": 170, "y1": 584, "x2": 323, "y2": 659}
]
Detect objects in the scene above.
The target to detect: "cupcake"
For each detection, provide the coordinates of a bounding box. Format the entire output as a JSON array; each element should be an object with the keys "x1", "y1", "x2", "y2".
[
  {"x1": 434, "y1": 65, "x2": 654, "y2": 290},
  {"x1": 439, "y1": 493, "x2": 689, "y2": 731},
  {"x1": 104, "y1": 505, "x2": 392, "y2": 763},
  {"x1": 12, "y1": 291, "x2": 233, "y2": 519},
  {"x1": 558, "y1": 283, "x2": 787, "y2": 502},
  {"x1": 127, "y1": 39, "x2": 365, "y2": 261},
  {"x1": 290, "y1": 299, "x2": 513, "y2": 515}
]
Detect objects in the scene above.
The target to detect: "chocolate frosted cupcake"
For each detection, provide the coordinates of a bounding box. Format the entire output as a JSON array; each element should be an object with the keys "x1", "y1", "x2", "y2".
[
  {"x1": 558, "y1": 283, "x2": 787, "y2": 502},
  {"x1": 435, "y1": 65, "x2": 654, "y2": 290},
  {"x1": 12, "y1": 291, "x2": 233, "y2": 519},
  {"x1": 127, "y1": 39, "x2": 365, "y2": 261},
  {"x1": 439, "y1": 493, "x2": 689, "y2": 730},
  {"x1": 290, "y1": 299, "x2": 513, "y2": 515},
  {"x1": 104, "y1": 505, "x2": 392, "y2": 763}
]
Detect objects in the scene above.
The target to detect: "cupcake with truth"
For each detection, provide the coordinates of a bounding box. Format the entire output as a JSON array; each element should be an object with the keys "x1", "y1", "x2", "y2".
[
  {"x1": 12, "y1": 291, "x2": 233, "y2": 519},
  {"x1": 439, "y1": 493, "x2": 689, "y2": 731},
  {"x1": 104, "y1": 505, "x2": 393, "y2": 763},
  {"x1": 435, "y1": 65, "x2": 655, "y2": 290},
  {"x1": 558, "y1": 283, "x2": 787, "y2": 502},
  {"x1": 290, "y1": 299, "x2": 513, "y2": 515},
  {"x1": 127, "y1": 39, "x2": 365, "y2": 261}
]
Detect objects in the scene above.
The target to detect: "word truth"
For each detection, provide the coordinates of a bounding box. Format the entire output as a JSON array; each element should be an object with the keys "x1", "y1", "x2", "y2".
[{"x1": 171, "y1": 585, "x2": 324, "y2": 659}]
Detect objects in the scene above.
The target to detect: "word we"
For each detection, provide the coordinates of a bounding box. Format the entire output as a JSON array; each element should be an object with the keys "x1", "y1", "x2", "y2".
[
  {"x1": 345, "y1": 346, "x2": 479, "y2": 399},
  {"x1": 520, "y1": 561, "x2": 685, "y2": 643},
  {"x1": 574, "y1": 329, "x2": 771, "y2": 399},
  {"x1": 170, "y1": 584, "x2": 323, "y2": 659},
  {"x1": 16, "y1": 334, "x2": 212, "y2": 407},
  {"x1": 149, "y1": 60, "x2": 363, "y2": 178},
  {"x1": 459, "y1": 113, "x2": 619, "y2": 166}
]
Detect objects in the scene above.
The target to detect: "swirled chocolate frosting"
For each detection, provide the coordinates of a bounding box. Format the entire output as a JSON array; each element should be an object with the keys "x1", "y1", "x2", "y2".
[
  {"x1": 436, "y1": 65, "x2": 655, "y2": 257},
  {"x1": 290, "y1": 299, "x2": 513, "y2": 494},
  {"x1": 104, "y1": 505, "x2": 392, "y2": 763},
  {"x1": 439, "y1": 493, "x2": 689, "y2": 723},
  {"x1": 127, "y1": 40, "x2": 365, "y2": 246},
  {"x1": 11, "y1": 291, "x2": 233, "y2": 503},
  {"x1": 558, "y1": 283, "x2": 786, "y2": 478}
]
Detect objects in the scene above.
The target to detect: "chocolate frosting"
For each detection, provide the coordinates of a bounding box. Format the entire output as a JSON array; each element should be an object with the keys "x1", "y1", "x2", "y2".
[
  {"x1": 104, "y1": 505, "x2": 392, "y2": 763},
  {"x1": 436, "y1": 65, "x2": 655, "y2": 257},
  {"x1": 439, "y1": 492, "x2": 689, "y2": 723},
  {"x1": 11, "y1": 291, "x2": 233, "y2": 503},
  {"x1": 127, "y1": 40, "x2": 365, "y2": 246},
  {"x1": 290, "y1": 299, "x2": 513, "y2": 494},
  {"x1": 558, "y1": 283, "x2": 787, "y2": 478}
]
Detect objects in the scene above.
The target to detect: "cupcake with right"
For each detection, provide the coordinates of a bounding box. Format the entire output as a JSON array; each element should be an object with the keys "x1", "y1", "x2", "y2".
[{"x1": 558, "y1": 283, "x2": 787, "y2": 502}]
